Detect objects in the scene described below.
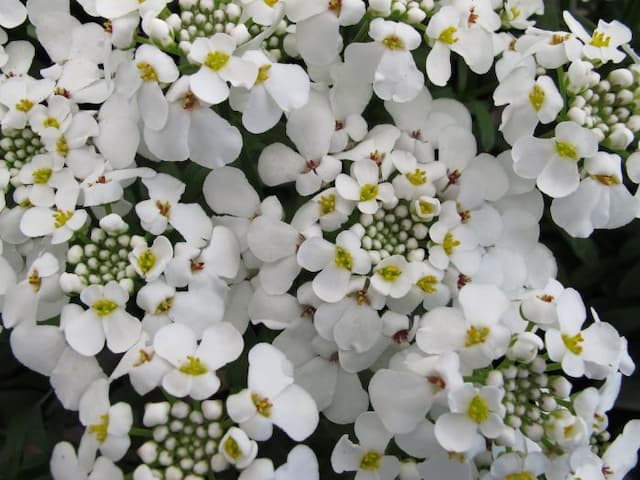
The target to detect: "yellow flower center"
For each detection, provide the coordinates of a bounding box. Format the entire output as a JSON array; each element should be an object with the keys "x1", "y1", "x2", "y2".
[
  {"x1": 15, "y1": 98, "x2": 34, "y2": 112},
  {"x1": 32, "y1": 167, "x2": 52, "y2": 184},
  {"x1": 255, "y1": 64, "x2": 271, "y2": 85},
  {"x1": 528, "y1": 84, "x2": 545, "y2": 112},
  {"x1": 405, "y1": 169, "x2": 427, "y2": 186},
  {"x1": 179, "y1": 355, "x2": 208, "y2": 376},
  {"x1": 52, "y1": 209, "x2": 74, "y2": 228},
  {"x1": 465, "y1": 325, "x2": 490, "y2": 347},
  {"x1": 204, "y1": 51, "x2": 230, "y2": 71},
  {"x1": 88, "y1": 414, "x2": 109, "y2": 443},
  {"x1": 156, "y1": 200, "x2": 171, "y2": 218},
  {"x1": 264, "y1": 0, "x2": 278, "y2": 6},
  {"x1": 562, "y1": 332, "x2": 584, "y2": 355},
  {"x1": 550, "y1": 33, "x2": 570, "y2": 45},
  {"x1": 376, "y1": 265, "x2": 402, "y2": 282},
  {"x1": 590, "y1": 31, "x2": 611, "y2": 48},
  {"x1": 317, "y1": 193, "x2": 336, "y2": 215},
  {"x1": 155, "y1": 296, "x2": 174, "y2": 314},
  {"x1": 137, "y1": 62, "x2": 158, "y2": 82},
  {"x1": 252, "y1": 393, "x2": 273, "y2": 417},
  {"x1": 43, "y1": 117, "x2": 60, "y2": 129},
  {"x1": 510, "y1": 6, "x2": 521, "y2": 18},
  {"x1": 416, "y1": 275, "x2": 438, "y2": 293},
  {"x1": 56, "y1": 136, "x2": 69, "y2": 157},
  {"x1": 133, "y1": 349, "x2": 154, "y2": 367},
  {"x1": 334, "y1": 246, "x2": 353, "y2": 270},
  {"x1": 28, "y1": 269, "x2": 41, "y2": 292},
  {"x1": 592, "y1": 174, "x2": 620, "y2": 186},
  {"x1": 223, "y1": 436, "x2": 242, "y2": 460},
  {"x1": 328, "y1": 0, "x2": 341, "y2": 16},
  {"x1": 443, "y1": 232, "x2": 461, "y2": 256},
  {"x1": 92, "y1": 299, "x2": 119, "y2": 317},
  {"x1": 506, "y1": 473, "x2": 536, "y2": 480},
  {"x1": 359, "y1": 183, "x2": 379, "y2": 202},
  {"x1": 359, "y1": 450, "x2": 382, "y2": 471},
  {"x1": 382, "y1": 34, "x2": 405, "y2": 50},
  {"x1": 439, "y1": 26, "x2": 459, "y2": 45},
  {"x1": 418, "y1": 200, "x2": 434, "y2": 215},
  {"x1": 467, "y1": 395, "x2": 490, "y2": 424},
  {"x1": 137, "y1": 249, "x2": 156, "y2": 275},
  {"x1": 555, "y1": 141, "x2": 579, "y2": 160}
]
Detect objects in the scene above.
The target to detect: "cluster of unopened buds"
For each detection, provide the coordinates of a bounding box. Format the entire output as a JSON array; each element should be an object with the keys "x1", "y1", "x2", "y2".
[{"x1": 0, "y1": 0, "x2": 638, "y2": 479}]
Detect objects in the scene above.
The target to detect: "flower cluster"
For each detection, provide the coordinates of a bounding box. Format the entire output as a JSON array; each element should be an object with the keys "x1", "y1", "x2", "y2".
[{"x1": 0, "y1": 0, "x2": 638, "y2": 479}]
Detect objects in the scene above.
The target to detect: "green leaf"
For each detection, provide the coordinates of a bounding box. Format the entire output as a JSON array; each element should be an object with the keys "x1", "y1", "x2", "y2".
[
  {"x1": 469, "y1": 100, "x2": 496, "y2": 151},
  {"x1": 562, "y1": 234, "x2": 599, "y2": 266}
]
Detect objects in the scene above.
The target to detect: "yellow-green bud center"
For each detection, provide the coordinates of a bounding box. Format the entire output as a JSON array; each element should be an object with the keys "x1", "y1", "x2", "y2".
[
  {"x1": 555, "y1": 141, "x2": 579, "y2": 160},
  {"x1": 383, "y1": 35, "x2": 405, "y2": 50},
  {"x1": 92, "y1": 299, "x2": 119, "y2": 317},
  {"x1": 179, "y1": 355, "x2": 208, "y2": 376},
  {"x1": 506, "y1": 473, "x2": 536, "y2": 480},
  {"x1": 590, "y1": 31, "x2": 611, "y2": 48},
  {"x1": 53, "y1": 209, "x2": 74, "y2": 228},
  {"x1": 318, "y1": 193, "x2": 336, "y2": 215},
  {"x1": 137, "y1": 250, "x2": 156, "y2": 275},
  {"x1": 137, "y1": 62, "x2": 158, "y2": 82},
  {"x1": 32, "y1": 167, "x2": 52, "y2": 184},
  {"x1": 88, "y1": 414, "x2": 109, "y2": 443},
  {"x1": 15, "y1": 98, "x2": 34, "y2": 112},
  {"x1": 155, "y1": 296, "x2": 174, "y2": 314},
  {"x1": 223, "y1": 436, "x2": 242, "y2": 460},
  {"x1": 416, "y1": 275, "x2": 438, "y2": 293},
  {"x1": 252, "y1": 393, "x2": 273, "y2": 417},
  {"x1": 467, "y1": 395, "x2": 490, "y2": 424},
  {"x1": 405, "y1": 169, "x2": 427, "y2": 185},
  {"x1": 57, "y1": 136, "x2": 69, "y2": 157},
  {"x1": 439, "y1": 26, "x2": 459, "y2": 45},
  {"x1": 359, "y1": 450, "x2": 382, "y2": 471},
  {"x1": 204, "y1": 51, "x2": 230, "y2": 71},
  {"x1": 43, "y1": 117, "x2": 60, "y2": 129},
  {"x1": 562, "y1": 332, "x2": 584, "y2": 355},
  {"x1": 255, "y1": 64, "x2": 271, "y2": 85},
  {"x1": 443, "y1": 232, "x2": 461, "y2": 256},
  {"x1": 376, "y1": 265, "x2": 402, "y2": 282},
  {"x1": 465, "y1": 325, "x2": 490, "y2": 347},
  {"x1": 529, "y1": 84, "x2": 545, "y2": 112},
  {"x1": 359, "y1": 183, "x2": 379, "y2": 202},
  {"x1": 334, "y1": 246, "x2": 353, "y2": 270}
]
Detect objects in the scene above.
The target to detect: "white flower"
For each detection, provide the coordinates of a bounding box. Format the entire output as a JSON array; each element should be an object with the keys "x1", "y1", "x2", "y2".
[
  {"x1": 490, "y1": 451, "x2": 547, "y2": 480},
  {"x1": 512, "y1": 121, "x2": 599, "y2": 198},
  {"x1": 64, "y1": 281, "x2": 141, "y2": 355},
  {"x1": 230, "y1": 50, "x2": 310, "y2": 133},
  {"x1": 129, "y1": 236, "x2": 173, "y2": 282},
  {"x1": 434, "y1": 383, "x2": 505, "y2": 452},
  {"x1": 77, "y1": 379, "x2": 133, "y2": 464},
  {"x1": 143, "y1": 76, "x2": 243, "y2": 169},
  {"x1": 135, "y1": 173, "x2": 211, "y2": 247},
  {"x1": 0, "y1": 76, "x2": 54, "y2": 129},
  {"x1": 297, "y1": 230, "x2": 371, "y2": 303},
  {"x1": 51, "y1": 442, "x2": 123, "y2": 480},
  {"x1": 219, "y1": 427, "x2": 258, "y2": 469},
  {"x1": 336, "y1": 159, "x2": 395, "y2": 214},
  {"x1": 331, "y1": 412, "x2": 400, "y2": 479},
  {"x1": 116, "y1": 44, "x2": 179, "y2": 131},
  {"x1": 226, "y1": 343, "x2": 319, "y2": 441},
  {"x1": 370, "y1": 255, "x2": 414, "y2": 299},
  {"x1": 188, "y1": 34, "x2": 258, "y2": 105},
  {"x1": 154, "y1": 322, "x2": 243, "y2": 400},
  {"x1": 563, "y1": 11, "x2": 632, "y2": 64},
  {"x1": 601, "y1": 420, "x2": 640, "y2": 480}
]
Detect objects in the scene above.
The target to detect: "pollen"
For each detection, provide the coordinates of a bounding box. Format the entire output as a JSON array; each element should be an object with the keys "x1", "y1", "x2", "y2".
[
  {"x1": 359, "y1": 183, "x2": 379, "y2": 202},
  {"x1": 383, "y1": 34, "x2": 405, "y2": 50},
  {"x1": 442, "y1": 232, "x2": 460, "y2": 256},
  {"x1": 56, "y1": 136, "x2": 69, "y2": 157},
  {"x1": 92, "y1": 298, "x2": 119, "y2": 317},
  {"x1": 264, "y1": 0, "x2": 278, "y2": 6},
  {"x1": 561, "y1": 332, "x2": 584, "y2": 355},
  {"x1": 555, "y1": 141, "x2": 579, "y2": 160},
  {"x1": 155, "y1": 296, "x2": 174, "y2": 314},
  {"x1": 204, "y1": 51, "x2": 230, "y2": 71},
  {"x1": 133, "y1": 349, "x2": 154, "y2": 367},
  {"x1": 251, "y1": 393, "x2": 273, "y2": 417},
  {"x1": 465, "y1": 325, "x2": 490, "y2": 347},
  {"x1": 52, "y1": 209, "x2": 74, "y2": 228},
  {"x1": 592, "y1": 174, "x2": 620, "y2": 186},
  {"x1": 328, "y1": 0, "x2": 341, "y2": 16},
  {"x1": 156, "y1": 200, "x2": 171, "y2": 217},
  {"x1": 334, "y1": 246, "x2": 353, "y2": 270},
  {"x1": 467, "y1": 395, "x2": 490, "y2": 424},
  {"x1": 88, "y1": 414, "x2": 110, "y2": 443},
  {"x1": 590, "y1": 31, "x2": 611, "y2": 48},
  {"x1": 28, "y1": 269, "x2": 41, "y2": 292},
  {"x1": 359, "y1": 450, "x2": 382, "y2": 471},
  {"x1": 255, "y1": 64, "x2": 271, "y2": 85},
  {"x1": 405, "y1": 169, "x2": 427, "y2": 186},
  {"x1": 438, "y1": 26, "x2": 459, "y2": 45},
  {"x1": 32, "y1": 167, "x2": 52, "y2": 184},
  {"x1": 318, "y1": 193, "x2": 336, "y2": 215},
  {"x1": 416, "y1": 275, "x2": 438, "y2": 293},
  {"x1": 506, "y1": 472, "x2": 536, "y2": 480},
  {"x1": 528, "y1": 84, "x2": 545, "y2": 112},
  {"x1": 418, "y1": 200, "x2": 434, "y2": 215},
  {"x1": 43, "y1": 117, "x2": 60, "y2": 129},
  {"x1": 223, "y1": 436, "x2": 242, "y2": 460},
  {"x1": 538, "y1": 294, "x2": 554, "y2": 302},
  {"x1": 179, "y1": 355, "x2": 208, "y2": 376},
  {"x1": 137, "y1": 249, "x2": 157, "y2": 275},
  {"x1": 376, "y1": 265, "x2": 402, "y2": 282},
  {"x1": 137, "y1": 62, "x2": 158, "y2": 82},
  {"x1": 181, "y1": 91, "x2": 200, "y2": 111},
  {"x1": 550, "y1": 33, "x2": 570, "y2": 45},
  {"x1": 15, "y1": 98, "x2": 34, "y2": 112}
]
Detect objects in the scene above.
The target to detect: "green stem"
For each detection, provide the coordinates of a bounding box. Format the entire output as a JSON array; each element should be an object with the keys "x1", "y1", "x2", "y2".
[
  {"x1": 556, "y1": 67, "x2": 568, "y2": 120},
  {"x1": 545, "y1": 362, "x2": 562, "y2": 372},
  {"x1": 129, "y1": 427, "x2": 153, "y2": 438},
  {"x1": 352, "y1": 15, "x2": 372, "y2": 43}
]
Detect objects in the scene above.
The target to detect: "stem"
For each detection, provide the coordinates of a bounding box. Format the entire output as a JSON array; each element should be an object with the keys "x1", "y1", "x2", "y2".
[
  {"x1": 556, "y1": 67, "x2": 568, "y2": 120},
  {"x1": 545, "y1": 362, "x2": 562, "y2": 372},
  {"x1": 352, "y1": 14, "x2": 372, "y2": 43},
  {"x1": 622, "y1": 44, "x2": 640, "y2": 65},
  {"x1": 129, "y1": 427, "x2": 153, "y2": 438},
  {"x1": 104, "y1": 203, "x2": 113, "y2": 215}
]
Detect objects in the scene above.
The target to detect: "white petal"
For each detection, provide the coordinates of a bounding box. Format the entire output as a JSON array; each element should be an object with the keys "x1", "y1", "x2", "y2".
[
  {"x1": 271, "y1": 384, "x2": 319, "y2": 441},
  {"x1": 197, "y1": 322, "x2": 244, "y2": 370}
]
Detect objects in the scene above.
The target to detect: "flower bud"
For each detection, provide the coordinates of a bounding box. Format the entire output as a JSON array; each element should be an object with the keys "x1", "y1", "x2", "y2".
[
  {"x1": 369, "y1": 0, "x2": 392, "y2": 15},
  {"x1": 507, "y1": 332, "x2": 543, "y2": 363},
  {"x1": 144, "y1": 402, "x2": 171, "y2": 427},
  {"x1": 550, "y1": 376, "x2": 572, "y2": 398},
  {"x1": 138, "y1": 441, "x2": 159, "y2": 464},
  {"x1": 607, "y1": 126, "x2": 634, "y2": 149},
  {"x1": 609, "y1": 68, "x2": 634, "y2": 88},
  {"x1": 60, "y1": 273, "x2": 85, "y2": 294}
]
